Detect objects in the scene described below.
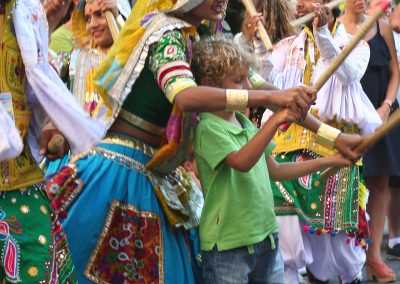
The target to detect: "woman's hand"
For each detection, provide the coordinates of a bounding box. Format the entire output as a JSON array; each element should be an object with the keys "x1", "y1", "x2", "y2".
[
  {"x1": 97, "y1": 0, "x2": 119, "y2": 18},
  {"x1": 244, "y1": 13, "x2": 264, "y2": 42},
  {"x1": 312, "y1": 4, "x2": 329, "y2": 28},
  {"x1": 40, "y1": 128, "x2": 70, "y2": 161},
  {"x1": 376, "y1": 104, "x2": 391, "y2": 122}
]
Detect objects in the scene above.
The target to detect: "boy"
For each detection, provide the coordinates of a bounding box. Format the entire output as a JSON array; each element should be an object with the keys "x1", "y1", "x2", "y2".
[{"x1": 192, "y1": 38, "x2": 353, "y2": 284}]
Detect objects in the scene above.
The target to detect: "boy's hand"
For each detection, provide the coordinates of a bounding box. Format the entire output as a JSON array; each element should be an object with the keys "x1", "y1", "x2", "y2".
[
  {"x1": 334, "y1": 133, "x2": 364, "y2": 163},
  {"x1": 269, "y1": 86, "x2": 317, "y2": 121},
  {"x1": 326, "y1": 153, "x2": 352, "y2": 168},
  {"x1": 270, "y1": 107, "x2": 302, "y2": 127}
]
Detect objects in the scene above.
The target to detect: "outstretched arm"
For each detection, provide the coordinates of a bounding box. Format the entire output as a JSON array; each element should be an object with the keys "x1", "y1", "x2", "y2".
[{"x1": 267, "y1": 152, "x2": 351, "y2": 181}]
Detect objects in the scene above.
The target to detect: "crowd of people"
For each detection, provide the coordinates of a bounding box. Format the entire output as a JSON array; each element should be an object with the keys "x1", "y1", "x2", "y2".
[{"x1": 0, "y1": 0, "x2": 399, "y2": 283}]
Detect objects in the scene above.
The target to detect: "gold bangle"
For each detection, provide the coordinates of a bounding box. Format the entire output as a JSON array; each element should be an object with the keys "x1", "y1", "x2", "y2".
[
  {"x1": 316, "y1": 123, "x2": 341, "y2": 150},
  {"x1": 225, "y1": 89, "x2": 249, "y2": 112}
]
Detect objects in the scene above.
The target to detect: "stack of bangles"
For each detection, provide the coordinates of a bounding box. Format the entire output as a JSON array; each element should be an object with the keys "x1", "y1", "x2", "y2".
[
  {"x1": 316, "y1": 123, "x2": 342, "y2": 150},
  {"x1": 225, "y1": 89, "x2": 249, "y2": 112}
]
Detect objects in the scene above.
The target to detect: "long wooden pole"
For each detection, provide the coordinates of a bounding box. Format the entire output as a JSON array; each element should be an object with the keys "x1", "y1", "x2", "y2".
[
  {"x1": 317, "y1": 1, "x2": 392, "y2": 179},
  {"x1": 290, "y1": 0, "x2": 343, "y2": 28},
  {"x1": 241, "y1": 0, "x2": 273, "y2": 51}
]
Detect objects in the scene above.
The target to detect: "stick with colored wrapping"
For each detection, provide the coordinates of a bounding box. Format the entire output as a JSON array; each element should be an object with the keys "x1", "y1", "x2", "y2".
[{"x1": 241, "y1": 0, "x2": 273, "y2": 51}]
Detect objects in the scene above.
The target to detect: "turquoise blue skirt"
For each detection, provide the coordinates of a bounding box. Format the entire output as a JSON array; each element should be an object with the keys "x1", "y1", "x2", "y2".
[
  {"x1": 46, "y1": 135, "x2": 197, "y2": 283},
  {"x1": 45, "y1": 154, "x2": 71, "y2": 176}
]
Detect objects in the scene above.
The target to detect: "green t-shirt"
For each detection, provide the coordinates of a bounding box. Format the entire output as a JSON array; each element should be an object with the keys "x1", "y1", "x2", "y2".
[
  {"x1": 195, "y1": 112, "x2": 278, "y2": 252},
  {"x1": 49, "y1": 24, "x2": 73, "y2": 53}
]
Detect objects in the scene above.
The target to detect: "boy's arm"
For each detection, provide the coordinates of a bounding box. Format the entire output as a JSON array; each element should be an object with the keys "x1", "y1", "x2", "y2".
[
  {"x1": 225, "y1": 108, "x2": 300, "y2": 172},
  {"x1": 266, "y1": 153, "x2": 351, "y2": 181}
]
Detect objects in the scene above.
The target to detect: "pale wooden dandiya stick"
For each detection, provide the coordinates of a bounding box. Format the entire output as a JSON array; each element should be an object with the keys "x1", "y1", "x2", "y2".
[
  {"x1": 105, "y1": 10, "x2": 119, "y2": 41},
  {"x1": 290, "y1": 0, "x2": 343, "y2": 28},
  {"x1": 318, "y1": 1, "x2": 392, "y2": 179},
  {"x1": 241, "y1": 0, "x2": 273, "y2": 51},
  {"x1": 47, "y1": 134, "x2": 66, "y2": 154},
  {"x1": 47, "y1": 10, "x2": 119, "y2": 153}
]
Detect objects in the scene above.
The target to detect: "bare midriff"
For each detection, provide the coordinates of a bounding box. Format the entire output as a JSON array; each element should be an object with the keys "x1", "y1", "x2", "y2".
[{"x1": 109, "y1": 117, "x2": 162, "y2": 147}]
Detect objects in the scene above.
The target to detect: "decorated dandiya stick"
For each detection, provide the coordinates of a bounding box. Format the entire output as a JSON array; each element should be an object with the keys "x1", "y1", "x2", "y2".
[
  {"x1": 241, "y1": 0, "x2": 273, "y2": 51},
  {"x1": 317, "y1": 1, "x2": 392, "y2": 179},
  {"x1": 290, "y1": 0, "x2": 343, "y2": 28}
]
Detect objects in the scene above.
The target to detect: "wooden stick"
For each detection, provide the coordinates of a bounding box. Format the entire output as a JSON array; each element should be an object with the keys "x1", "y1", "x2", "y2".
[
  {"x1": 290, "y1": 0, "x2": 343, "y2": 28},
  {"x1": 241, "y1": 0, "x2": 273, "y2": 51},
  {"x1": 105, "y1": 10, "x2": 119, "y2": 41},
  {"x1": 48, "y1": 134, "x2": 65, "y2": 154},
  {"x1": 321, "y1": 108, "x2": 400, "y2": 179}
]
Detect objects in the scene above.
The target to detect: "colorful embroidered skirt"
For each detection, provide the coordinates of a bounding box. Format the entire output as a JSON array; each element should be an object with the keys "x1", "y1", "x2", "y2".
[
  {"x1": 0, "y1": 184, "x2": 76, "y2": 283},
  {"x1": 272, "y1": 151, "x2": 360, "y2": 234},
  {"x1": 45, "y1": 135, "x2": 198, "y2": 283}
]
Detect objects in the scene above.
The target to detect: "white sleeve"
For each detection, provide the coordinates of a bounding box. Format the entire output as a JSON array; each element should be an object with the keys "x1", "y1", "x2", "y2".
[
  {"x1": 0, "y1": 104, "x2": 23, "y2": 161},
  {"x1": 254, "y1": 37, "x2": 294, "y2": 89},
  {"x1": 314, "y1": 25, "x2": 370, "y2": 85}
]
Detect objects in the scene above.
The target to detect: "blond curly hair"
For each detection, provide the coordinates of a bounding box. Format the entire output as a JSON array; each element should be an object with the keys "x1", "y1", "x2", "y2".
[{"x1": 191, "y1": 37, "x2": 257, "y2": 87}]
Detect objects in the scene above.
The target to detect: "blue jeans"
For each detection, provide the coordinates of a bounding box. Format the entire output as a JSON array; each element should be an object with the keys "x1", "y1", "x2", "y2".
[{"x1": 202, "y1": 233, "x2": 284, "y2": 284}]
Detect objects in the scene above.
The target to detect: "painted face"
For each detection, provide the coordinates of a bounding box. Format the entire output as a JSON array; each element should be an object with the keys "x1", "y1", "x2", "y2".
[
  {"x1": 219, "y1": 64, "x2": 252, "y2": 90},
  {"x1": 296, "y1": 0, "x2": 323, "y2": 18},
  {"x1": 84, "y1": 0, "x2": 113, "y2": 49},
  {"x1": 185, "y1": 0, "x2": 226, "y2": 24}
]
